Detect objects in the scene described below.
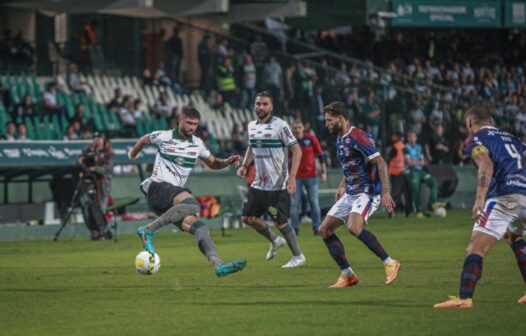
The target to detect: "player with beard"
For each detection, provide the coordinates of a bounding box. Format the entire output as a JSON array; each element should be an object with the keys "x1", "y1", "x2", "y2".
[
  {"x1": 129, "y1": 106, "x2": 246, "y2": 278},
  {"x1": 319, "y1": 101, "x2": 400, "y2": 288},
  {"x1": 237, "y1": 91, "x2": 306, "y2": 268}
]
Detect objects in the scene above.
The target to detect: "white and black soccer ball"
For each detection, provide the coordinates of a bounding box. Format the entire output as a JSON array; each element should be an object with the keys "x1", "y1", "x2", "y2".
[
  {"x1": 135, "y1": 251, "x2": 161, "y2": 275},
  {"x1": 434, "y1": 207, "x2": 447, "y2": 218}
]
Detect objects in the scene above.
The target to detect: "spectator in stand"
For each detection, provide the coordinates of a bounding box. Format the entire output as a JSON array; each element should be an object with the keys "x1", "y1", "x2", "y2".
[
  {"x1": 132, "y1": 99, "x2": 147, "y2": 121},
  {"x1": 142, "y1": 68, "x2": 154, "y2": 86},
  {"x1": 312, "y1": 86, "x2": 326, "y2": 137},
  {"x1": 152, "y1": 91, "x2": 170, "y2": 118},
  {"x1": 119, "y1": 96, "x2": 136, "y2": 137},
  {"x1": 241, "y1": 54, "x2": 257, "y2": 109},
  {"x1": 425, "y1": 123, "x2": 451, "y2": 164},
  {"x1": 217, "y1": 38, "x2": 230, "y2": 61},
  {"x1": 289, "y1": 120, "x2": 326, "y2": 235},
  {"x1": 42, "y1": 81, "x2": 64, "y2": 117},
  {"x1": 68, "y1": 63, "x2": 84, "y2": 93},
  {"x1": 361, "y1": 89, "x2": 381, "y2": 140},
  {"x1": 453, "y1": 124, "x2": 470, "y2": 165},
  {"x1": 216, "y1": 57, "x2": 237, "y2": 106},
  {"x1": 83, "y1": 20, "x2": 97, "y2": 46},
  {"x1": 262, "y1": 56, "x2": 283, "y2": 104},
  {"x1": 409, "y1": 96, "x2": 426, "y2": 136},
  {"x1": 404, "y1": 131, "x2": 441, "y2": 217},
  {"x1": 211, "y1": 92, "x2": 225, "y2": 111},
  {"x1": 17, "y1": 123, "x2": 29, "y2": 141},
  {"x1": 250, "y1": 34, "x2": 268, "y2": 88},
  {"x1": 13, "y1": 94, "x2": 36, "y2": 121},
  {"x1": 387, "y1": 132, "x2": 411, "y2": 217},
  {"x1": 198, "y1": 33, "x2": 212, "y2": 95},
  {"x1": 1, "y1": 121, "x2": 16, "y2": 141},
  {"x1": 64, "y1": 123, "x2": 80, "y2": 140},
  {"x1": 231, "y1": 123, "x2": 247, "y2": 155},
  {"x1": 165, "y1": 26, "x2": 183, "y2": 83},
  {"x1": 70, "y1": 103, "x2": 92, "y2": 132},
  {"x1": 107, "y1": 88, "x2": 123, "y2": 110},
  {"x1": 0, "y1": 82, "x2": 11, "y2": 109}
]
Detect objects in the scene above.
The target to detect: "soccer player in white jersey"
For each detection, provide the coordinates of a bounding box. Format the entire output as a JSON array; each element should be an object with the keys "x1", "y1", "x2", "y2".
[
  {"x1": 128, "y1": 106, "x2": 246, "y2": 278},
  {"x1": 237, "y1": 91, "x2": 306, "y2": 268}
]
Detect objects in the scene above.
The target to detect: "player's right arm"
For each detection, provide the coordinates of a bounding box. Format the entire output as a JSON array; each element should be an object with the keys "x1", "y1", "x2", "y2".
[
  {"x1": 471, "y1": 146, "x2": 493, "y2": 221},
  {"x1": 237, "y1": 146, "x2": 254, "y2": 178},
  {"x1": 128, "y1": 134, "x2": 152, "y2": 160},
  {"x1": 335, "y1": 176, "x2": 346, "y2": 201}
]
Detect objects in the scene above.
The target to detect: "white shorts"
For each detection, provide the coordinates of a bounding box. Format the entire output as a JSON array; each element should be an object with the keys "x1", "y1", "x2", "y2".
[
  {"x1": 327, "y1": 193, "x2": 381, "y2": 223},
  {"x1": 473, "y1": 194, "x2": 526, "y2": 240}
]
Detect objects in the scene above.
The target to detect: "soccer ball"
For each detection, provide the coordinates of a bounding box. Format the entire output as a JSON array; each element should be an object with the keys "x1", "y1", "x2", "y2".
[
  {"x1": 434, "y1": 207, "x2": 447, "y2": 218},
  {"x1": 135, "y1": 251, "x2": 161, "y2": 275}
]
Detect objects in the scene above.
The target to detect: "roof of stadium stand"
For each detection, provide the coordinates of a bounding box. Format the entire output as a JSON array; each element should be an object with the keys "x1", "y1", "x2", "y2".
[{"x1": 2, "y1": 0, "x2": 306, "y2": 20}]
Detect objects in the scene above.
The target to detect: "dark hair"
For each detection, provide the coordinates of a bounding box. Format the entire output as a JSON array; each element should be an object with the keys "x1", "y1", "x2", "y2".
[
  {"x1": 466, "y1": 103, "x2": 493, "y2": 125},
  {"x1": 255, "y1": 90, "x2": 273, "y2": 103},
  {"x1": 324, "y1": 101, "x2": 348, "y2": 120},
  {"x1": 182, "y1": 106, "x2": 201, "y2": 120}
]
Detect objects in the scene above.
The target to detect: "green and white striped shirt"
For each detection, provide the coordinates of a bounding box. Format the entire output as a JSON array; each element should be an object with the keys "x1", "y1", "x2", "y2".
[
  {"x1": 248, "y1": 116, "x2": 298, "y2": 191},
  {"x1": 141, "y1": 129, "x2": 211, "y2": 190}
]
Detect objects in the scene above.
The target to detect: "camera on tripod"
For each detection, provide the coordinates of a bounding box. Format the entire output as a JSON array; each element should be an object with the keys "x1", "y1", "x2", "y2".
[{"x1": 54, "y1": 137, "x2": 114, "y2": 241}]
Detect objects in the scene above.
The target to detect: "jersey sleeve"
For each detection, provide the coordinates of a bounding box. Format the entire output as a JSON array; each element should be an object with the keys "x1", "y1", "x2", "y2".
[
  {"x1": 148, "y1": 131, "x2": 165, "y2": 147},
  {"x1": 464, "y1": 134, "x2": 489, "y2": 159},
  {"x1": 350, "y1": 128, "x2": 380, "y2": 161},
  {"x1": 197, "y1": 138, "x2": 211, "y2": 159},
  {"x1": 278, "y1": 120, "x2": 298, "y2": 148}
]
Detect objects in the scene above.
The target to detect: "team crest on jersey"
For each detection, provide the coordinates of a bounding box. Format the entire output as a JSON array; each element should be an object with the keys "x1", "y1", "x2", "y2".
[
  {"x1": 176, "y1": 157, "x2": 185, "y2": 165},
  {"x1": 255, "y1": 140, "x2": 263, "y2": 147}
]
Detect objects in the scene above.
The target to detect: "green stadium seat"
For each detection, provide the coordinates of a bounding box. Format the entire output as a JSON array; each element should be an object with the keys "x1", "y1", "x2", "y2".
[
  {"x1": 32, "y1": 115, "x2": 45, "y2": 140},
  {"x1": 24, "y1": 117, "x2": 36, "y2": 140}
]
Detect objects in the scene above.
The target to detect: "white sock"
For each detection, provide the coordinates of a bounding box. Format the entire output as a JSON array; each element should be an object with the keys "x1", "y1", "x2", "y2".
[
  {"x1": 383, "y1": 257, "x2": 395, "y2": 265},
  {"x1": 341, "y1": 267, "x2": 354, "y2": 276}
]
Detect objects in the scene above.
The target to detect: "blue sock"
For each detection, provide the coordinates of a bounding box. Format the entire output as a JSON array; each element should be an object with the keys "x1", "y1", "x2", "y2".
[
  {"x1": 459, "y1": 254, "x2": 483, "y2": 299},
  {"x1": 357, "y1": 229, "x2": 389, "y2": 261},
  {"x1": 323, "y1": 234, "x2": 350, "y2": 270},
  {"x1": 511, "y1": 239, "x2": 526, "y2": 284}
]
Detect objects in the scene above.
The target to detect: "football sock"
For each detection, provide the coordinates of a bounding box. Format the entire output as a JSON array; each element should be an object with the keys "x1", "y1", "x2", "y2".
[
  {"x1": 342, "y1": 267, "x2": 354, "y2": 276},
  {"x1": 191, "y1": 221, "x2": 222, "y2": 268},
  {"x1": 357, "y1": 229, "x2": 389, "y2": 261},
  {"x1": 511, "y1": 239, "x2": 526, "y2": 284},
  {"x1": 278, "y1": 224, "x2": 302, "y2": 256},
  {"x1": 255, "y1": 219, "x2": 279, "y2": 242},
  {"x1": 323, "y1": 234, "x2": 350, "y2": 270},
  {"x1": 383, "y1": 257, "x2": 395, "y2": 265},
  {"x1": 459, "y1": 254, "x2": 483, "y2": 299},
  {"x1": 145, "y1": 198, "x2": 201, "y2": 232}
]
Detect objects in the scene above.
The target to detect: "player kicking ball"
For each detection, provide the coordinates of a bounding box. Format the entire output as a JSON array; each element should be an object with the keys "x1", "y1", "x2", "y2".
[
  {"x1": 434, "y1": 103, "x2": 526, "y2": 308},
  {"x1": 129, "y1": 106, "x2": 246, "y2": 278},
  {"x1": 319, "y1": 101, "x2": 400, "y2": 288}
]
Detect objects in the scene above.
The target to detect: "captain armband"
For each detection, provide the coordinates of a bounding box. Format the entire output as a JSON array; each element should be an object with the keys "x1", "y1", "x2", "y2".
[{"x1": 471, "y1": 145, "x2": 489, "y2": 159}]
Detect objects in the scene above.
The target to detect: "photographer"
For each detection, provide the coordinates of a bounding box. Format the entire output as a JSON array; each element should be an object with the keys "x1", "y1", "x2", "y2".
[{"x1": 78, "y1": 133, "x2": 114, "y2": 240}]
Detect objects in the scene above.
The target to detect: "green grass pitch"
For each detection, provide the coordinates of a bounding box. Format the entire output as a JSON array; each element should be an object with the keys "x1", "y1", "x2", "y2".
[{"x1": 1, "y1": 210, "x2": 525, "y2": 335}]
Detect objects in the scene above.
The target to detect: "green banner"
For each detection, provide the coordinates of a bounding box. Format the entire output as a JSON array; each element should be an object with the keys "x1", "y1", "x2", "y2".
[
  {"x1": 505, "y1": 0, "x2": 526, "y2": 27},
  {"x1": 392, "y1": 0, "x2": 501, "y2": 27},
  {"x1": 0, "y1": 140, "x2": 157, "y2": 167}
]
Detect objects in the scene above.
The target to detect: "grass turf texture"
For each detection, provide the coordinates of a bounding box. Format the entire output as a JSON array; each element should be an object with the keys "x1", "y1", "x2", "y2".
[{"x1": 1, "y1": 210, "x2": 525, "y2": 336}]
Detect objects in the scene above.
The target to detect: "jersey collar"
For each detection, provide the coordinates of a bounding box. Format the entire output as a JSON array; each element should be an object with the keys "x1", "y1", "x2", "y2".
[
  {"x1": 172, "y1": 129, "x2": 193, "y2": 143},
  {"x1": 340, "y1": 126, "x2": 355, "y2": 139},
  {"x1": 256, "y1": 116, "x2": 273, "y2": 125}
]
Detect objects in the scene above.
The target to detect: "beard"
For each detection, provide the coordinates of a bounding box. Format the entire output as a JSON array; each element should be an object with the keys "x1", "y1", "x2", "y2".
[
  {"x1": 328, "y1": 122, "x2": 342, "y2": 135},
  {"x1": 255, "y1": 109, "x2": 271, "y2": 120}
]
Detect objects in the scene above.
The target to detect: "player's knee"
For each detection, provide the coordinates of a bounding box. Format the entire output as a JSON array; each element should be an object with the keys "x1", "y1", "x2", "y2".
[
  {"x1": 318, "y1": 225, "x2": 331, "y2": 238},
  {"x1": 241, "y1": 216, "x2": 255, "y2": 225}
]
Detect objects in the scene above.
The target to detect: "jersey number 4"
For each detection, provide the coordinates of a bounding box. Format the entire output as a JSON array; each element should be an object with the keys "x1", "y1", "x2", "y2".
[{"x1": 504, "y1": 144, "x2": 523, "y2": 170}]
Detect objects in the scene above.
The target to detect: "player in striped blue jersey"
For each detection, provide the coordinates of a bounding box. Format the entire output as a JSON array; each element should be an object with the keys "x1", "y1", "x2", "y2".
[
  {"x1": 435, "y1": 103, "x2": 526, "y2": 308},
  {"x1": 128, "y1": 106, "x2": 246, "y2": 278},
  {"x1": 319, "y1": 101, "x2": 400, "y2": 288}
]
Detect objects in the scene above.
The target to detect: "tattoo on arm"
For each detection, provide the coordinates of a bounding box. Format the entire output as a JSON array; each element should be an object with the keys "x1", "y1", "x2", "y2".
[{"x1": 374, "y1": 157, "x2": 391, "y2": 193}]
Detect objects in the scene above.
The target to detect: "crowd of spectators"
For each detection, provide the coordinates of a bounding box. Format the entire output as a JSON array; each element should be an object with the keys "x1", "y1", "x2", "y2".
[{"x1": 0, "y1": 29, "x2": 34, "y2": 74}]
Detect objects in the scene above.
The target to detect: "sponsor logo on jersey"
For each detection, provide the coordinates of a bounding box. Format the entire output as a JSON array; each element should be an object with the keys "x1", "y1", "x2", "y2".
[
  {"x1": 264, "y1": 133, "x2": 272, "y2": 137},
  {"x1": 187, "y1": 152, "x2": 197, "y2": 156}
]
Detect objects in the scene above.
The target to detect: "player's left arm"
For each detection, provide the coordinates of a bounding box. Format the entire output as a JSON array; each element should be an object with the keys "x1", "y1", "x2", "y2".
[
  {"x1": 288, "y1": 143, "x2": 302, "y2": 194},
  {"x1": 471, "y1": 147, "x2": 494, "y2": 221},
  {"x1": 370, "y1": 155, "x2": 396, "y2": 213},
  {"x1": 202, "y1": 154, "x2": 241, "y2": 170}
]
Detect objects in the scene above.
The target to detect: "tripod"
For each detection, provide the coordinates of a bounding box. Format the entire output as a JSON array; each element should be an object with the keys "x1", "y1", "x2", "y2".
[{"x1": 53, "y1": 173, "x2": 112, "y2": 242}]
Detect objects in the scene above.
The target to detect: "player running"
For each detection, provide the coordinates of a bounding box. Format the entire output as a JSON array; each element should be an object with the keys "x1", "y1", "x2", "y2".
[
  {"x1": 319, "y1": 101, "x2": 400, "y2": 288},
  {"x1": 237, "y1": 91, "x2": 306, "y2": 268},
  {"x1": 434, "y1": 103, "x2": 526, "y2": 308},
  {"x1": 128, "y1": 106, "x2": 246, "y2": 278}
]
